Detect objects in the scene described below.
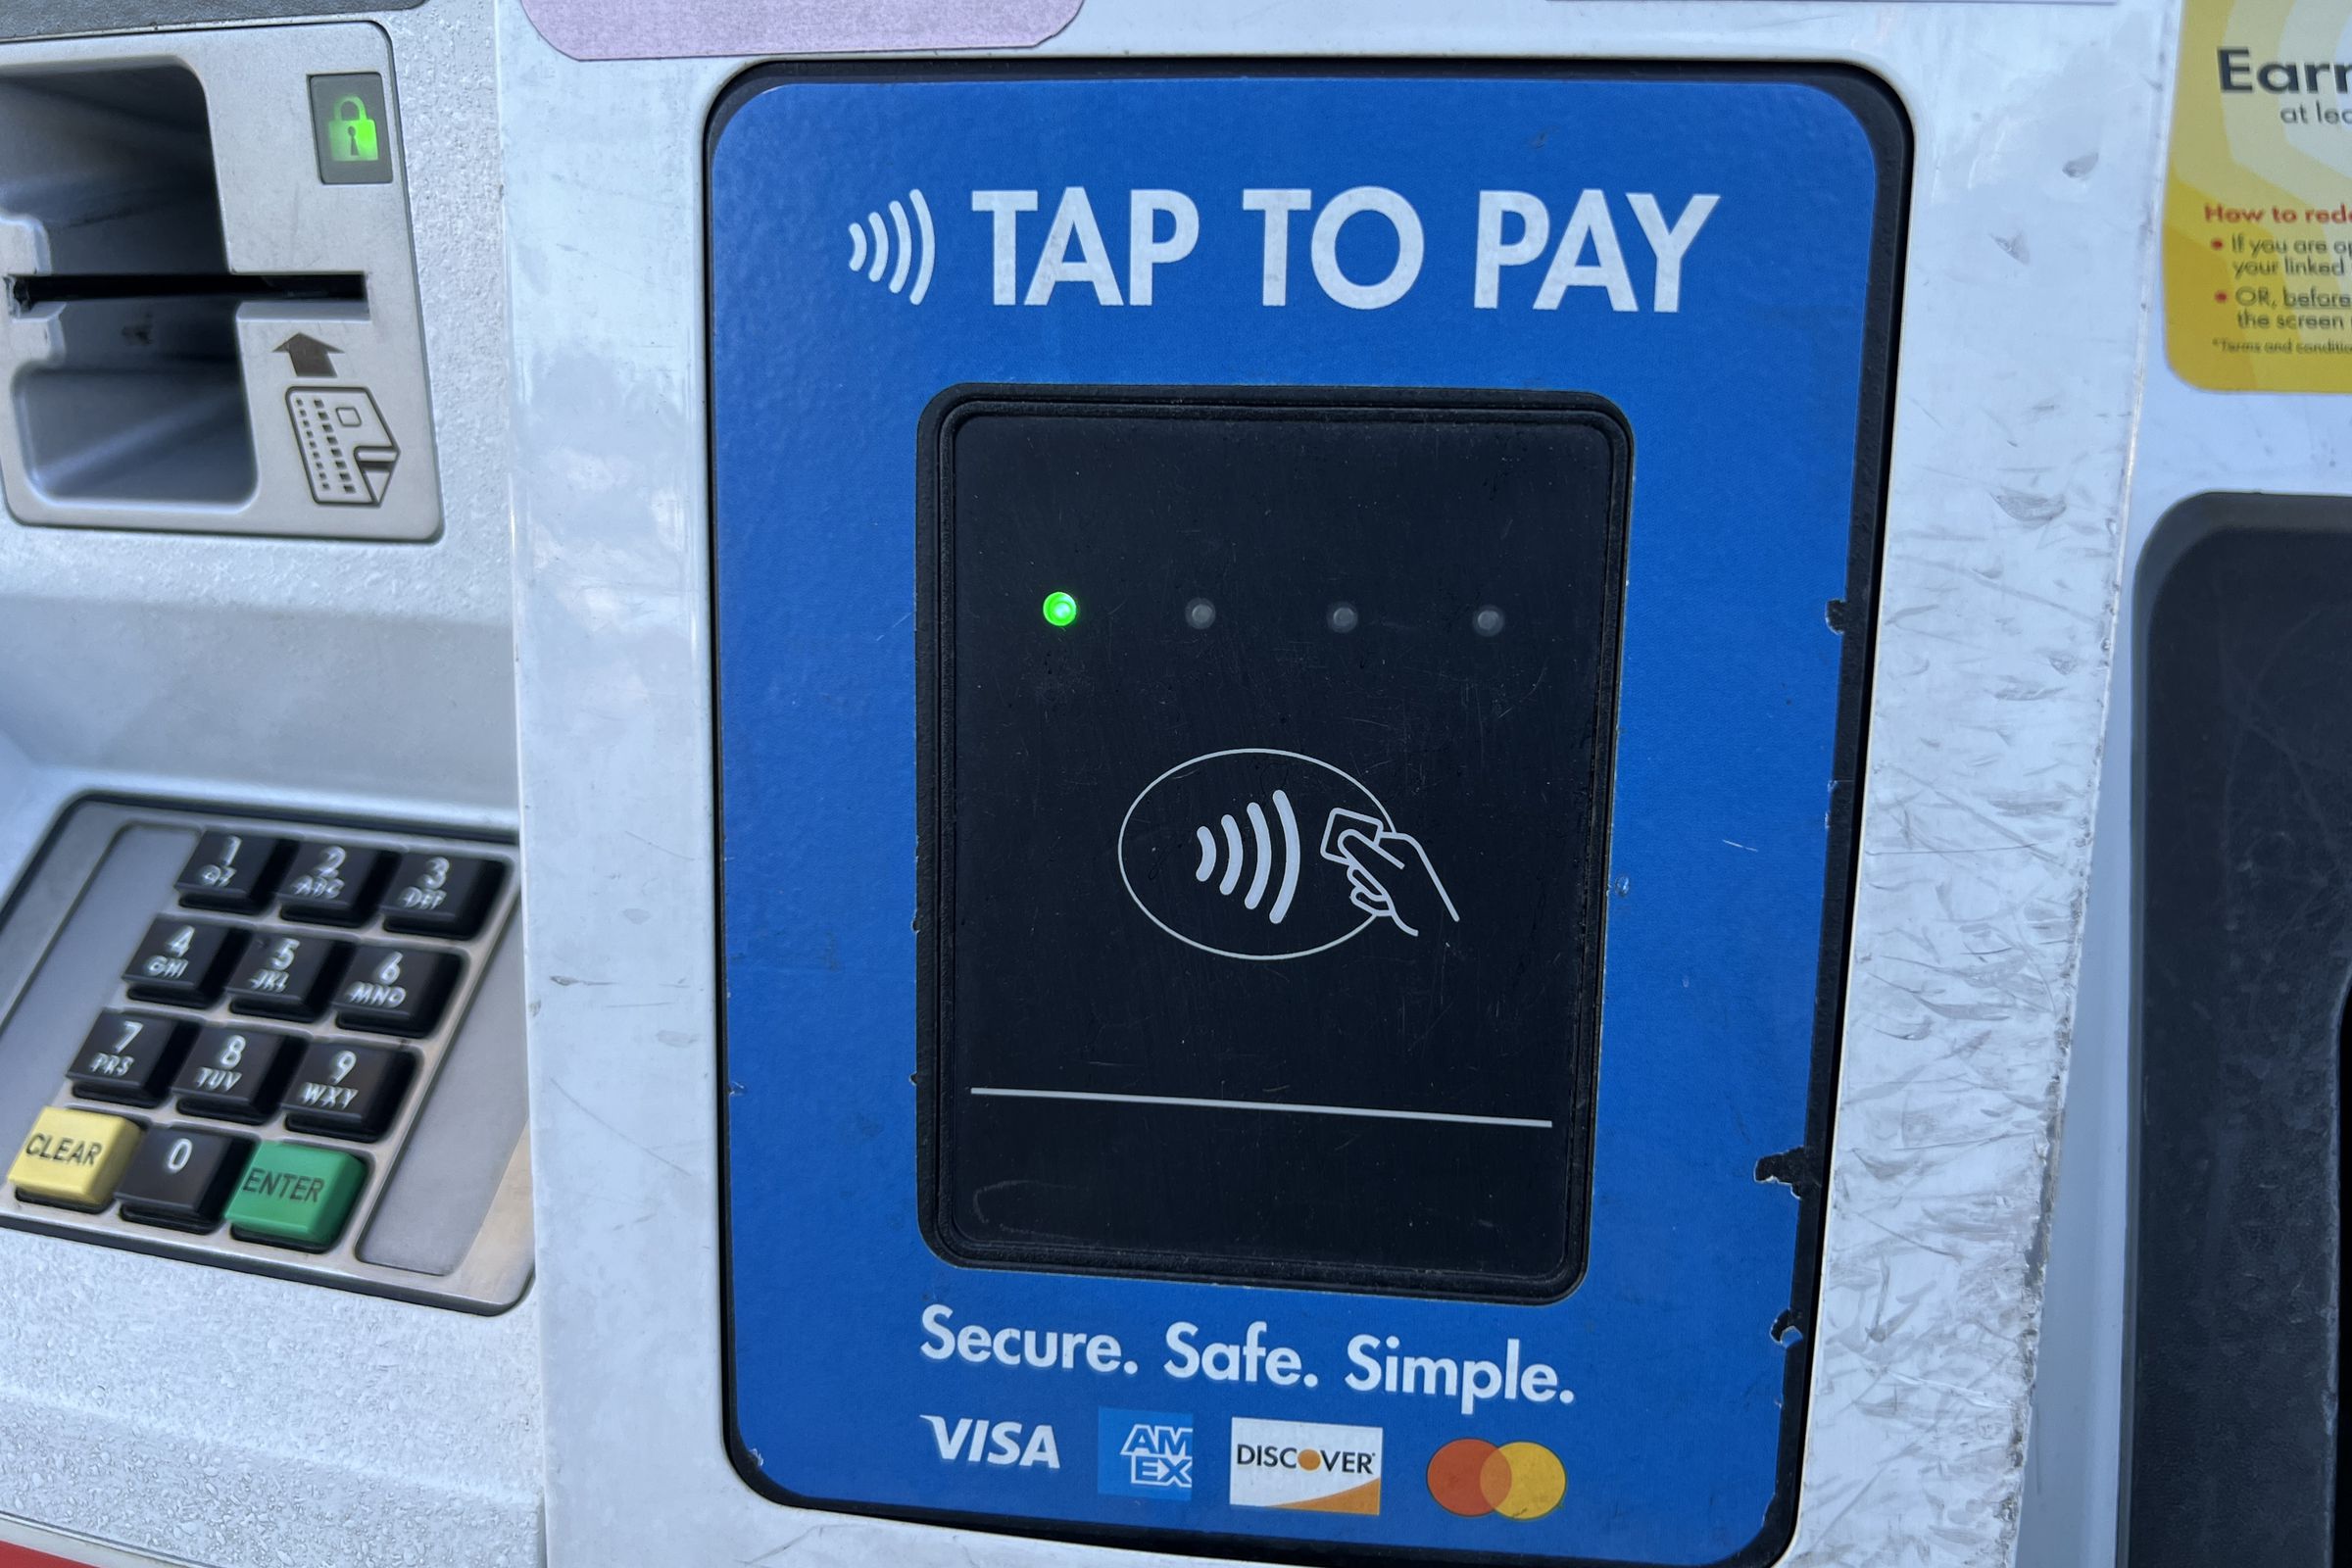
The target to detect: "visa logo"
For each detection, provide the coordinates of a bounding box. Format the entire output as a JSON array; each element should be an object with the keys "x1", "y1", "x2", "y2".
[{"x1": 920, "y1": 1414, "x2": 1062, "y2": 1469}]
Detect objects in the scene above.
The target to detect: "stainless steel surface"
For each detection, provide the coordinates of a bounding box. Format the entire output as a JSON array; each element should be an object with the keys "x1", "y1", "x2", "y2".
[{"x1": 360, "y1": 919, "x2": 530, "y2": 1278}]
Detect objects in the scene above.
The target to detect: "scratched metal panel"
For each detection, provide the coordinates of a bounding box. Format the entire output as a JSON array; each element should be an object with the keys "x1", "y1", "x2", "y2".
[
  {"x1": 501, "y1": 1, "x2": 2172, "y2": 1564},
  {"x1": 2015, "y1": 192, "x2": 2352, "y2": 1568}
]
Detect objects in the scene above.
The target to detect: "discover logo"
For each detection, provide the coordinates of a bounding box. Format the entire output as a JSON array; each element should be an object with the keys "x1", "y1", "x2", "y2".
[{"x1": 1228, "y1": 1416, "x2": 1383, "y2": 1515}]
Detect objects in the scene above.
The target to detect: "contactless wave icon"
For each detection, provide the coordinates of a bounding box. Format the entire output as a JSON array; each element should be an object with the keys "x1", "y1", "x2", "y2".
[
  {"x1": 1190, "y1": 790, "x2": 1305, "y2": 926},
  {"x1": 846, "y1": 188, "x2": 935, "y2": 303},
  {"x1": 1118, "y1": 749, "x2": 1459, "y2": 962}
]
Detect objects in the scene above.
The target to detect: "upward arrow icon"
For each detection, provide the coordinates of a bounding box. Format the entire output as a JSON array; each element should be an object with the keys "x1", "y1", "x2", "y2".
[{"x1": 273, "y1": 333, "x2": 342, "y2": 378}]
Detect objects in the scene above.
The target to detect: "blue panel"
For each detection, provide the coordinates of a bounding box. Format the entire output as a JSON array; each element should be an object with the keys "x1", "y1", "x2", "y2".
[{"x1": 711, "y1": 67, "x2": 1901, "y2": 1567}]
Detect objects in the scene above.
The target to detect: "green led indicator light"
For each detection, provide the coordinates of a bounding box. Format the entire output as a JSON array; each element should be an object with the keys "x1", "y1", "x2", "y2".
[{"x1": 1041, "y1": 591, "x2": 1079, "y2": 627}]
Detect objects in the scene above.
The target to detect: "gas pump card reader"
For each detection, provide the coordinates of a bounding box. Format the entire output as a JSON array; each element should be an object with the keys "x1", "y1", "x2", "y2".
[{"x1": 710, "y1": 67, "x2": 1903, "y2": 1567}]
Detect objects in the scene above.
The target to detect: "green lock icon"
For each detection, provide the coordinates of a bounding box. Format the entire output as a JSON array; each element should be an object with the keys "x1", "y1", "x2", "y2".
[{"x1": 327, "y1": 95, "x2": 379, "y2": 163}]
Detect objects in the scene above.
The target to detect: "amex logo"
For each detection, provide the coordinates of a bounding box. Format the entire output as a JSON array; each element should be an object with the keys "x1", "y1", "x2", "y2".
[{"x1": 1099, "y1": 1407, "x2": 1194, "y2": 1500}]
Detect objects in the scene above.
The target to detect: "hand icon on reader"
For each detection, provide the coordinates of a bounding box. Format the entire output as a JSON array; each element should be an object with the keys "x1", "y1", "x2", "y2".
[{"x1": 1321, "y1": 808, "x2": 1461, "y2": 939}]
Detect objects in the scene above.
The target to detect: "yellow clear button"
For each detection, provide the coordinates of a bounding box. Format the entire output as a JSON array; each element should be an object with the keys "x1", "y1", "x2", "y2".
[{"x1": 9, "y1": 1105, "x2": 141, "y2": 1209}]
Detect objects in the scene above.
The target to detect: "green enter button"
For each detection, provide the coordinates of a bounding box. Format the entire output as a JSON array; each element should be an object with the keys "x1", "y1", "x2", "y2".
[{"x1": 223, "y1": 1142, "x2": 365, "y2": 1250}]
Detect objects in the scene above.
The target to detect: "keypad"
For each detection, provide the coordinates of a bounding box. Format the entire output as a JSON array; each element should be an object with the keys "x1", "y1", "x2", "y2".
[{"x1": 8, "y1": 816, "x2": 514, "y2": 1269}]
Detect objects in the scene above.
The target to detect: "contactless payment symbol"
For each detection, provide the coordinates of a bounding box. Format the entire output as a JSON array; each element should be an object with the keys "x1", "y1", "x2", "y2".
[
  {"x1": 1427, "y1": 1438, "x2": 1566, "y2": 1521},
  {"x1": 1117, "y1": 748, "x2": 1458, "y2": 961},
  {"x1": 846, "y1": 188, "x2": 936, "y2": 303}
]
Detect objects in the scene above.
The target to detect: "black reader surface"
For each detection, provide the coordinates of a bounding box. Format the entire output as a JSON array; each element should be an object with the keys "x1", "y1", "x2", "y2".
[{"x1": 921, "y1": 388, "x2": 1629, "y2": 1298}]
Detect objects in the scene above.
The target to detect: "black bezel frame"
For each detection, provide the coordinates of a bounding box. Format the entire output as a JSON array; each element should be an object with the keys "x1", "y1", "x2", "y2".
[{"x1": 913, "y1": 384, "x2": 1631, "y2": 1304}]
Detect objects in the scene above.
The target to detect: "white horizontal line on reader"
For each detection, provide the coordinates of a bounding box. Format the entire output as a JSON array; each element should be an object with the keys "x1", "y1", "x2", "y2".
[{"x1": 967, "y1": 1086, "x2": 1553, "y2": 1129}]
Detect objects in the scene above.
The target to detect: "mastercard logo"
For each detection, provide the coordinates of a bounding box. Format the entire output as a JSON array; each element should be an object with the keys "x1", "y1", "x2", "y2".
[{"x1": 1426, "y1": 1438, "x2": 1566, "y2": 1521}]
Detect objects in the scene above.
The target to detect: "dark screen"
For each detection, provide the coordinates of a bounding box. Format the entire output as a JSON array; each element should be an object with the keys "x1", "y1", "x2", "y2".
[
  {"x1": 2130, "y1": 495, "x2": 2352, "y2": 1568},
  {"x1": 923, "y1": 389, "x2": 1628, "y2": 1297}
]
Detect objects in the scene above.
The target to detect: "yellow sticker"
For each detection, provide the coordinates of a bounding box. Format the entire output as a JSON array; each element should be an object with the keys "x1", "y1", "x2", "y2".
[{"x1": 2164, "y1": 0, "x2": 2352, "y2": 391}]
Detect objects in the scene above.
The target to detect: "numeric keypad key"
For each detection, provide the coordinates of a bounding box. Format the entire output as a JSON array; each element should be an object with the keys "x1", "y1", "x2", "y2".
[
  {"x1": 379, "y1": 853, "x2": 504, "y2": 940},
  {"x1": 122, "y1": 918, "x2": 244, "y2": 1006},
  {"x1": 116, "y1": 1127, "x2": 251, "y2": 1231},
  {"x1": 223, "y1": 931, "x2": 350, "y2": 1021},
  {"x1": 66, "y1": 1011, "x2": 192, "y2": 1105},
  {"x1": 277, "y1": 841, "x2": 392, "y2": 927},
  {"x1": 281, "y1": 1040, "x2": 414, "y2": 1140},
  {"x1": 170, "y1": 1027, "x2": 301, "y2": 1123},
  {"x1": 173, "y1": 831, "x2": 291, "y2": 913},
  {"x1": 332, "y1": 943, "x2": 461, "y2": 1037}
]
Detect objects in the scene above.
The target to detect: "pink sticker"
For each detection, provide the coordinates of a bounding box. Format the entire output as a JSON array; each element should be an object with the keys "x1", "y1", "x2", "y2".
[{"x1": 518, "y1": 0, "x2": 1084, "y2": 62}]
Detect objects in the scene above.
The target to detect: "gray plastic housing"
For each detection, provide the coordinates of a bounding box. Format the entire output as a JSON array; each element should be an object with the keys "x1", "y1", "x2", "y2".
[
  {"x1": 0, "y1": 24, "x2": 441, "y2": 539},
  {"x1": 0, "y1": 8, "x2": 536, "y2": 1565}
]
